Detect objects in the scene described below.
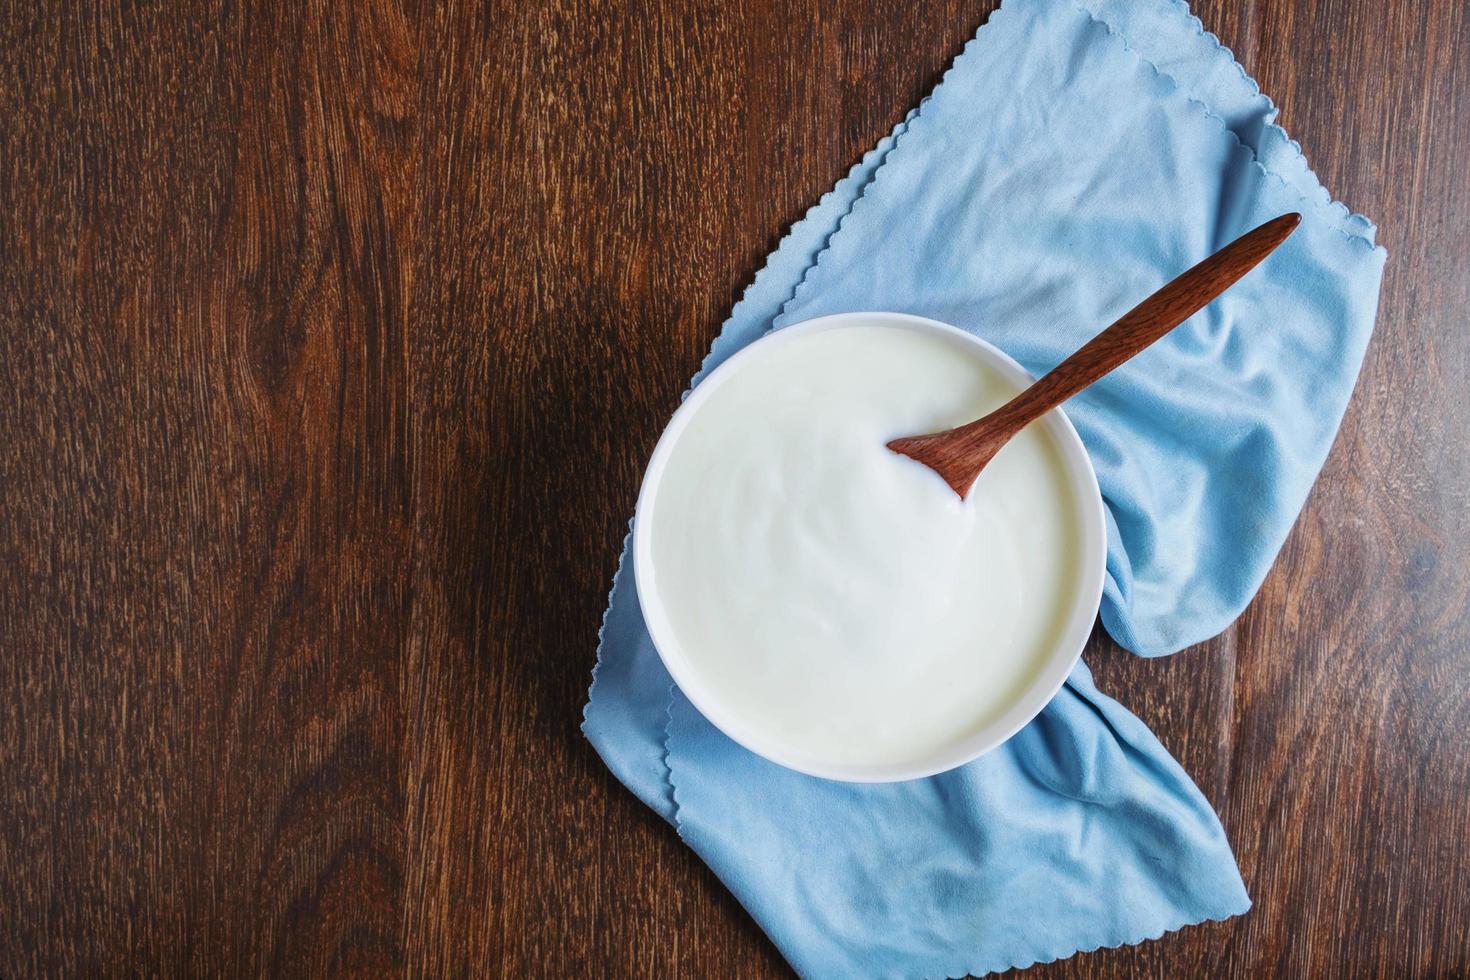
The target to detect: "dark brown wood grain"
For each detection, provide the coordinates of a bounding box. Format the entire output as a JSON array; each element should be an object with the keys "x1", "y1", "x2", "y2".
[
  {"x1": 0, "y1": 0, "x2": 1466, "y2": 976},
  {"x1": 889, "y1": 213, "x2": 1302, "y2": 497}
]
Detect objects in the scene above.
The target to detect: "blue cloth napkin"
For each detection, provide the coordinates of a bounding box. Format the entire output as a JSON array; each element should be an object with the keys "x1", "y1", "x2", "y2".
[{"x1": 584, "y1": 0, "x2": 1386, "y2": 975}]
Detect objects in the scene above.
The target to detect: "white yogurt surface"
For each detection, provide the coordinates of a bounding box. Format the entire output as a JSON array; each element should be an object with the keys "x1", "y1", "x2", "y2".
[{"x1": 642, "y1": 322, "x2": 1088, "y2": 772}]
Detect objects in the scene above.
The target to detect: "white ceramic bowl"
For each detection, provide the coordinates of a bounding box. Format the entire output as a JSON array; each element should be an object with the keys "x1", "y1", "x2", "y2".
[{"x1": 633, "y1": 311, "x2": 1107, "y2": 782}]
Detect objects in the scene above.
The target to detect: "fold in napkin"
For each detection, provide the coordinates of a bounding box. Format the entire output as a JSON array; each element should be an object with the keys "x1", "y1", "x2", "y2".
[{"x1": 585, "y1": 0, "x2": 1386, "y2": 975}]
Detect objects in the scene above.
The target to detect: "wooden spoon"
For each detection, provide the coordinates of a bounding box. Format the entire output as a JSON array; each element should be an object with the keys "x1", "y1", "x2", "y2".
[{"x1": 887, "y1": 212, "x2": 1302, "y2": 498}]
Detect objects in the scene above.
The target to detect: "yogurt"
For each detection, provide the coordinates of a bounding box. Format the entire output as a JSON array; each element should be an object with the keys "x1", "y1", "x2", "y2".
[{"x1": 637, "y1": 315, "x2": 1101, "y2": 778}]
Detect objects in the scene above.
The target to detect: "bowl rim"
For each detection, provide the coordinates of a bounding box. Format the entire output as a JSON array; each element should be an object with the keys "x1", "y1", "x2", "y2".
[{"x1": 632, "y1": 310, "x2": 1107, "y2": 783}]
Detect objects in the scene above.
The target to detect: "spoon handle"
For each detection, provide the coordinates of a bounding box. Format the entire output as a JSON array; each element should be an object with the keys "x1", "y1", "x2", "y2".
[{"x1": 991, "y1": 212, "x2": 1301, "y2": 434}]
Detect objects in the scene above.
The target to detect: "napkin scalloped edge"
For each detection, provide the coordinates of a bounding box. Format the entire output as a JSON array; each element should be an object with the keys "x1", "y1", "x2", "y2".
[
  {"x1": 580, "y1": 123, "x2": 914, "y2": 809},
  {"x1": 933, "y1": 904, "x2": 1249, "y2": 979},
  {"x1": 780, "y1": 0, "x2": 1384, "y2": 322},
  {"x1": 1151, "y1": 0, "x2": 1377, "y2": 239},
  {"x1": 1081, "y1": 0, "x2": 1383, "y2": 250}
]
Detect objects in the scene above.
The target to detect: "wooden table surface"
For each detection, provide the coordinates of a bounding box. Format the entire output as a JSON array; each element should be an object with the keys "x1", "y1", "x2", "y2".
[{"x1": 3, "y1": 0, "x2": 1468, "y2": 975}]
